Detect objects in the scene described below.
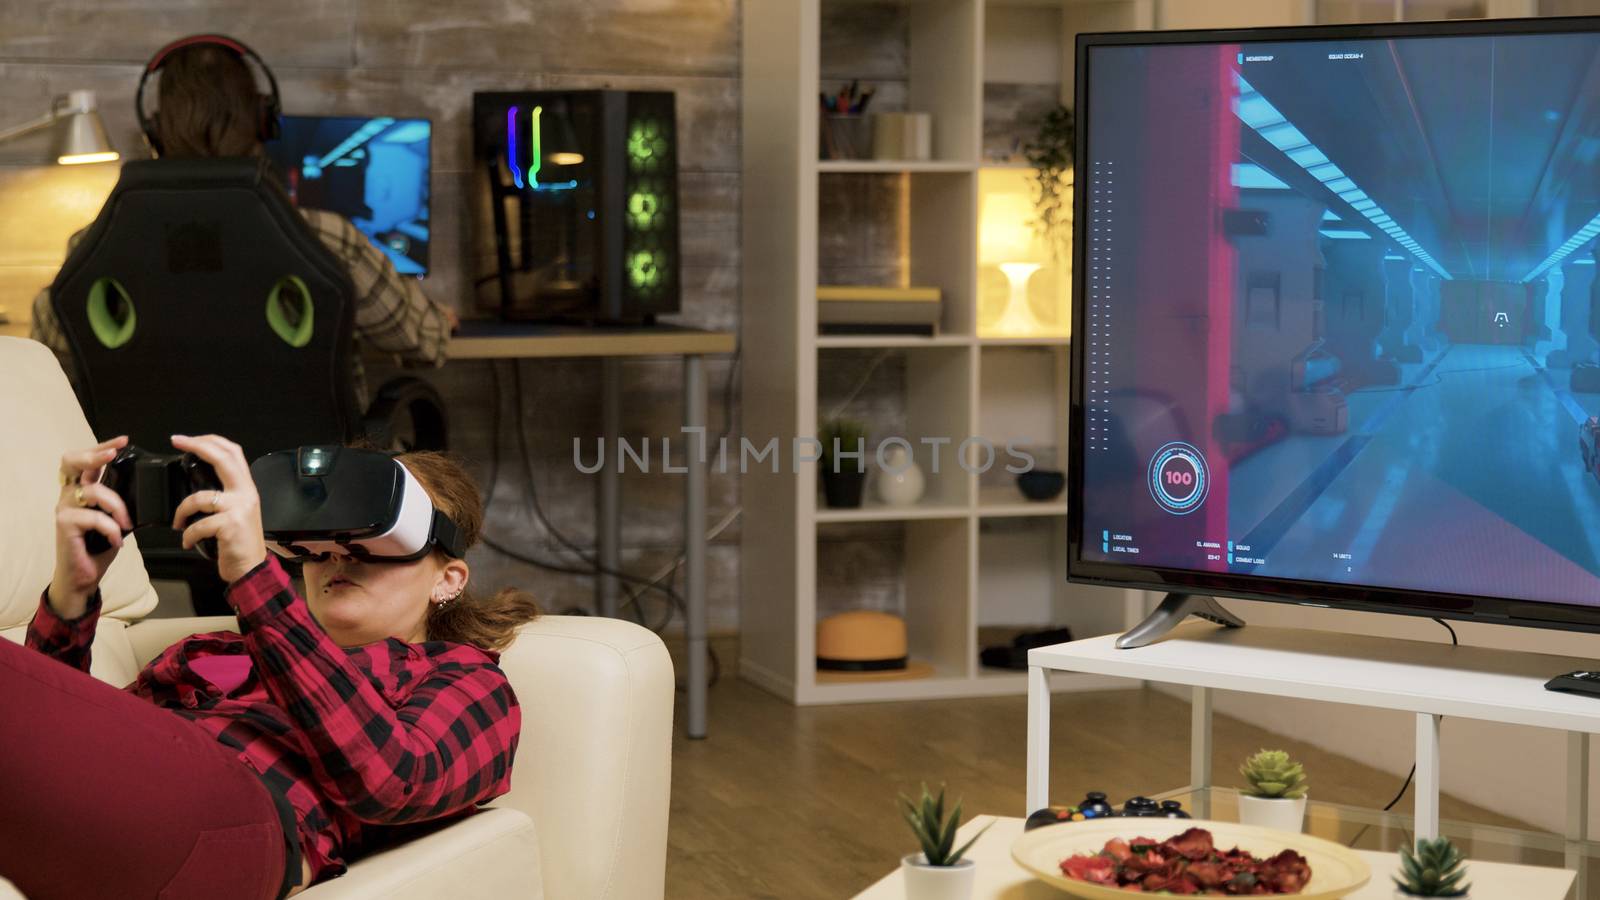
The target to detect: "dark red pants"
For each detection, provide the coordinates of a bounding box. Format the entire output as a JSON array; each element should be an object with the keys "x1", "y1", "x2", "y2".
[{"x1": 0, "y1": 636, "x2": 287, "y2": 900}]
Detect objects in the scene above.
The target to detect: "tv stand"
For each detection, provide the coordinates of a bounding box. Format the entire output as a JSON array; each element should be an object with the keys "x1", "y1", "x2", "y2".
[
  {"x1": 1116, "y1": 592, "x2": 1244, "y2": 649},
  {"x1": 1026, "y1": 623, "x2": 1599, "y2": 896}
]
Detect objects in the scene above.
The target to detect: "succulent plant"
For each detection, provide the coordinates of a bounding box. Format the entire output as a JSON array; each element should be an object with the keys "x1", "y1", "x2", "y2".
[
  {"x1": 1394, "y1": 837, "x2": 1471, "y2": 897},
  {"x1": 897, "y1": 783, "x2": 991, "y2": 867},
  {"x1": 819, "y1": 418, "x2": 868, "y2": 474},
  {"x1": 1239, "y1": 749, "x2": 1308, "y2": 799}
]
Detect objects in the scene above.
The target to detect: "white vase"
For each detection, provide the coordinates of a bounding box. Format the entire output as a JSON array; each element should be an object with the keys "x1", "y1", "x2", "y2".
[
  {"x1": 877, "y1": 445, "x2": 926, "y2": 506},
  {"x1": 1237, "y1": 793, "x2": 1307, "y2": 833},
  {"x1": 901, "y1": 855, "x2": 975, "y2": 900}
]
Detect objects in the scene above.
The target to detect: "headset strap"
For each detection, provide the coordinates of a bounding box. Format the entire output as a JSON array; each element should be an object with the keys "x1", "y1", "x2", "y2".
[
  {"x1": 136, "y1": 33, "x2": 281, "y2": 143},
  {"x1": 147, "y1": 34, "x2": 252, "y2": 71},
  {"x1": 430, "y1": 510, "x2": 467, "y2": 559}
]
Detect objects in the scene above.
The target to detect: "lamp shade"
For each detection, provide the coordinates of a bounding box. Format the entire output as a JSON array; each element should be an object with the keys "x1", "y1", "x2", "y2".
[
  {"x1": 54, "y1": 91, "x2": 118, "y2": 165},
  {"x1": 979, "y1": 189, "x2": 1040, "y2": 265}
]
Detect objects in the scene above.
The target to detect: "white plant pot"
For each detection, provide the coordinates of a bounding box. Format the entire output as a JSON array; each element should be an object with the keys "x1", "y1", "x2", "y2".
[
  {"x1": 1237, "y1": 793, "x2": 1307, "y2": 833},
  {"x1": 901, "y1": 855, "x2": 975, "y2": 900},
  {"x1": 877, "y1": 445, "x2": 926, "y2": 506}
]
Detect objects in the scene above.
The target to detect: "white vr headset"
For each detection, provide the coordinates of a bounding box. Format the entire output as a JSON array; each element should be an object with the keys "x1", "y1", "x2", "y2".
[{"x1": 251, "y1": 446, "x2": 466, "y2": 562}]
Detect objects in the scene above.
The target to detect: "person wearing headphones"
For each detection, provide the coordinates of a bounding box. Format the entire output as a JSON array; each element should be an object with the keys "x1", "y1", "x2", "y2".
[
  {"x1": 29, "y1": 35, "x2": 457, "y2": 404},
  {"x1": 0, "y1": 434, "x2": 541, "y2": 899}
]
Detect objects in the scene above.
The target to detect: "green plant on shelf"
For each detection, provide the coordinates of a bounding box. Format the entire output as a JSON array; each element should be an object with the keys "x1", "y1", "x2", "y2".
[
  {"x1": 819, "y1": 418, "x2": 868, "y2": 475},
  {"x1": 1238, "y1": 748, "x2": 1308, "y2": 799},
  {"x1": 1022, "y1": 105, "x2": 1075, "y2": 263},
  {"x1": 898, "y1": 783, "x2": 990, "y2": 867},
  {"x1": 1394, "y1": 837, "x2": 1471, "y2": 897}
]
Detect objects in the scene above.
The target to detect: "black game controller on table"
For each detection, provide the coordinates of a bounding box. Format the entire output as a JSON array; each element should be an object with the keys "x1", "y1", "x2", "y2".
[
  {"x1": 1120, "y1": 796, "x2": 1192, "y2": 819},
  {"x1": 1025, "y1": 791, "x2": 1191, "y2": 830},
  {"x1": 81, "y1": 447, "x2": 222, "y2": 559}
]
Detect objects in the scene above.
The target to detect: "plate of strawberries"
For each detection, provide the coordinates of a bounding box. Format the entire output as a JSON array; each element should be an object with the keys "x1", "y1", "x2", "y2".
[{"x1": 1011, "y1": 819, "x2": 1369, "y2": 898}]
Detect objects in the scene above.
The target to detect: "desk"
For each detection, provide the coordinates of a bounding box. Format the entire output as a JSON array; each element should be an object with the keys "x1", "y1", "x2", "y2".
[
  {"x1": 451, "y1": 321, "x2": 735, "y2": 740},
  {"x1": 1028, "y1": 622, "x2": 1600, "y2": 895}
]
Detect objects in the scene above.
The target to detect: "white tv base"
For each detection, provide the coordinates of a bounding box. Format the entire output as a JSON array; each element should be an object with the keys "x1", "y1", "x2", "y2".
[{"x1": 1027, "y1": 621, "x2": 1599, "y2": 889}]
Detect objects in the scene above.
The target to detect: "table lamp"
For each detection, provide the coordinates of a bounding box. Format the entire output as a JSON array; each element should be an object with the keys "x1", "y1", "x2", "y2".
[
  {"x1": 979, "y1": 189, "x2": 1043, "y2": 336},
  {"x1": 0, "y1": 91, "x2": 119, "y2": 166}
]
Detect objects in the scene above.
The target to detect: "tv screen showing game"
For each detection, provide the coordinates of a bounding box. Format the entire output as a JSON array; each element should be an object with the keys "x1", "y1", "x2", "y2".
[
  {"x1": 1069, "y1": 18, "x2": 1600, "y2": 631},
  {"x1": 265, "y1": 115, "x2": 431, "y2": 276}
]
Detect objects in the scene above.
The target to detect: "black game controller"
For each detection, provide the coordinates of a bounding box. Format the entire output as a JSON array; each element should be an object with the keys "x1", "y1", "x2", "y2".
[
  {"x1": 1159, "y1": 799, "x2": 1192, "y2": 819},
  {"x1": 1079, "y1": 791, "x2": 1116, "y2": 818},
  {"x1": 81, "y1": 447, "x2": 222, "y2": 559},
  {"x1": 1119, "y1": 796, "x2": 1192, "y2": 818},
  {"x1": 1026, "y1": 792, "x2": 1192, "y2": 830}
]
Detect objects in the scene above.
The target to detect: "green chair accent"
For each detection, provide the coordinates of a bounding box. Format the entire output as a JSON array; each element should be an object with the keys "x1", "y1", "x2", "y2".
[
  {"x1": 265, "y1": 275, "x2": 314, "y2": 348},
  {"x1": 86, "y1": 277, "x2": 136, "y2": 349}
]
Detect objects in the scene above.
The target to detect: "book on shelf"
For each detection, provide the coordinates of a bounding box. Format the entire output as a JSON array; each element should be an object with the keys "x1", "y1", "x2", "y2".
[
  {"x1": 817, "y1": 285, "x2": 941, "y2": 336},
  {"x1": 816, "y1": 285, "x2": 941, "y2": 303}
]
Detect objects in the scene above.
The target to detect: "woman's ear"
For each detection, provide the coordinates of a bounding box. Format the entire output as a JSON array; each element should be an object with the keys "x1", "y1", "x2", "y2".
[{"x1": 432, "y1": 558, "x2": 470, "y2": 604}]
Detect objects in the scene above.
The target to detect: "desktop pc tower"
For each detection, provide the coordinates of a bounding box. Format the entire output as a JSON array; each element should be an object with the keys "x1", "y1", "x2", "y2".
[{"x1": 472, "y1": 90, "x2": 680, "y2": 324}]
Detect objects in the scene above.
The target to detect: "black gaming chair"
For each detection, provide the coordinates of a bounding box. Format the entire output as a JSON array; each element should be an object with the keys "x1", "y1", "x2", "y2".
[{"x1": 49, "y1": 157, "x2": 447, "y2": 611}]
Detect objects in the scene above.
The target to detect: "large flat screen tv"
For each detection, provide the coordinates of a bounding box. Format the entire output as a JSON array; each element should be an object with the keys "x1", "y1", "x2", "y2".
[
  {"x1": 1068, "y1": 16, "x2": 1600, "y2": 635},
  {"x1": 264, "y1": 115, "x2": 432, "y2": 276}
]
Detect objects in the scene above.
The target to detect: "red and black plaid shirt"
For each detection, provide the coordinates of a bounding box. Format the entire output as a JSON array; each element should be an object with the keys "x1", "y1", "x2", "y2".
[{"x1": 26, "y1": 556, "x2": 521, "y2": 885}]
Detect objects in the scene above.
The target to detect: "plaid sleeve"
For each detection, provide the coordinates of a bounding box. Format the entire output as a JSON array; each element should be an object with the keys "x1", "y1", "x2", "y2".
[
  {"x1": 229, "y1": 556, "x2": 520, "y2": 825},
  {"x1": 24, "y1": 588, "x2": 102, "y2": 672},
  {"x1": 302, "y1": 210, "x2": 451, "y2": 368}
]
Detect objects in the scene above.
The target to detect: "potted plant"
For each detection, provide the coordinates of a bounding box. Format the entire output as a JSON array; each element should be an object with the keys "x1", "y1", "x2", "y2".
[
  {"x1": 1394, "y1": 837, "x2": 1472, "y2": 899},
  {"x1": 1021, "y1": 105, "x2": 1075, "y2": 263},
  {"x1": 1237, "y1": 748, "x2": 1309, "y2": 833},
  {"x1": 819, "y1": 418, "x2": 868, "y2": 508},
  {"x1": 897, "y1": 783, "x2": 990, "y2": 900}
]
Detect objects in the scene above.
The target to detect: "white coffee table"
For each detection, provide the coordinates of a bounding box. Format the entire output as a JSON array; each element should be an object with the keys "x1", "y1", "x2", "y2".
[{"x1": 852, "y1": 815, "x2": 1577, "y2": 899}]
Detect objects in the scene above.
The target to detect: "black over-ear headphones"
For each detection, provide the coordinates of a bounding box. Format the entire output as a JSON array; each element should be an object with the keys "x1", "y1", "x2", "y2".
[{"x1": 136, "y1": 34, "x2": 282, "y2": 156}]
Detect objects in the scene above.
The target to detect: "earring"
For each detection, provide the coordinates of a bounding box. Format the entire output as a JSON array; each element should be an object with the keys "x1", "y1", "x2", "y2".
[{"x1": 433, "y1": 590, "x2": 463, "y2": 608}]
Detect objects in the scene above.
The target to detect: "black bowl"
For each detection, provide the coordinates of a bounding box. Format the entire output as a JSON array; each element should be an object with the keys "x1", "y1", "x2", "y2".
[{"x1": 1016, "y1": 469, "x2": 1065, "y2": 501}]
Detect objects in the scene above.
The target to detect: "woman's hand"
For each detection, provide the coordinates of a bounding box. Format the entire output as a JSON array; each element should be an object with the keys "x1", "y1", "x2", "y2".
[
  {"x1": 49, "y1": 435, "x2": 132, "y2": 619},
  {"x1": 170, "y1": 434, "x2": 267, "y2": 584}
]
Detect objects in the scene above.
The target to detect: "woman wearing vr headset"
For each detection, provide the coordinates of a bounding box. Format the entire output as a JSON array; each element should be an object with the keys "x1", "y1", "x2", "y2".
[
  {"x1": 0, "y1": 433, "x2": 540, "y2": 900},
  {"x1": 29, "y1": 35, "x2": 457, "y2": 405}
]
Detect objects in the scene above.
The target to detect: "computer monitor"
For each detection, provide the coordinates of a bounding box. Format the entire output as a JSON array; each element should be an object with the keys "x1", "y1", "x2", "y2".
[
  {"x1": 265, "y1": 115, "x2": 432, "y2": 276},
  {"x1": 1069, "y1": 17, "x2": 1600, "y2": 635}
]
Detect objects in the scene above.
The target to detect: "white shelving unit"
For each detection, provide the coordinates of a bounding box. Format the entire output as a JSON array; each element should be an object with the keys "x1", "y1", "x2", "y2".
[{"x1": 740, "y1": 0, "x2": 1151, "y2": 705}]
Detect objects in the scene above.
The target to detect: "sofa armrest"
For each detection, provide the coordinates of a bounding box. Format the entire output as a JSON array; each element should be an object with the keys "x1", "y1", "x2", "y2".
[
  {"x1": 496, "y1": 616, "x2": 674, "y2": 900},
  {"x1": 298, "y1": 807, "x2": 541, "y2": 900},
  {"x1": 125, "y1": 616, "x2": 239, "y2": 670}
]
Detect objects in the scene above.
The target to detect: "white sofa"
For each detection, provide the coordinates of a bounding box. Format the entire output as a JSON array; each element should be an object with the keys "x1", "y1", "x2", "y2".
[{"x1": 0, "y1": 337, "x2": 673, "y2": 900}]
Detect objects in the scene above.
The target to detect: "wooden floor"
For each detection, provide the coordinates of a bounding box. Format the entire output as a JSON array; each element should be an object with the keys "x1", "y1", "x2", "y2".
[{"x1": 664, "y1": 642, "x2": 1531, "y2": 900}]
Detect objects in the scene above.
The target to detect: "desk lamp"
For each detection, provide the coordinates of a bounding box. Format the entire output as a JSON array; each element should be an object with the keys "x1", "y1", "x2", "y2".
[
  {"x1": 0, "y1": 91, "x2": 119, "y2": 166},
  {"x1": 0, "y1": 90, "x2": 117, "y2": 323}
]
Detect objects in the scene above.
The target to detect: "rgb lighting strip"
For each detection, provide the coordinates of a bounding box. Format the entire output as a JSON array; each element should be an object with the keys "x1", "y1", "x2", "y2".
[
  {"x1": 507, "y1": 106, "x2": 523, "y2": 189},
  {"x1": 1232, "y1": 72, "x2": 1450, "y2": 280}
]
